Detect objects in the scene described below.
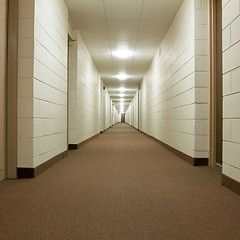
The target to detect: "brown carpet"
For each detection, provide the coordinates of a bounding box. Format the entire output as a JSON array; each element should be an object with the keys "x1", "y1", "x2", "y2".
[{"x1": 0, "y1": 123, "x2": 240, "y2": 240}]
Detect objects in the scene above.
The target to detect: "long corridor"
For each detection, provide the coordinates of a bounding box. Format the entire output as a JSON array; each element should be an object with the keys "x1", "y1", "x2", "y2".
[{"x1": 0, "y1": 123, "x2": 240, "y2": 240}]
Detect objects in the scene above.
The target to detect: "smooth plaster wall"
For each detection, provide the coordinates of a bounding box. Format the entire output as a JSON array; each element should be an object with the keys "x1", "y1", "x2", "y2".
[
  {"x1": 0, "y1": 0, "x2": 7, "y2": 180},
  {"x1": 139, "y1": 0, "x2": 209, "y2": 158},
  {"x1": 68, "y1": 30, "x2": 101, "y2": 144},
  {"x1": 18, "y1": 0, "x2": 68, "y2": 168},
  {"x1": 222, "y1": 0, "x2": 240, "y2": 183}
]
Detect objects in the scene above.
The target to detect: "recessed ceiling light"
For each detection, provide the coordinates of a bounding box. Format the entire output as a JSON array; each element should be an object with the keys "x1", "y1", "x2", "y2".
[
  {"x1": 120, "y1": 98, "x2": 124, "y2": 102},
  {"x1": 119, "y1": 87, "x2": 126, "y2": 92},
  {"x1": 113, "y1": 49, "x2": 133, "y2": 59},
  {"x1": 116, "y1": 73, "x2": 128, "y2": 80},
  {"x1": 119, "y1": 93, "x2": 125, "y2": 97}
]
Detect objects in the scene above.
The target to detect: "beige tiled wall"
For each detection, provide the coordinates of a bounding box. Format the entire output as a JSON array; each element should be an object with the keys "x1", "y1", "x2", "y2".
[
  {"x1": 102, "y1": 85, "x2": 112, "y2": 130},
  {"x1": 222, "y1": 0, "x2": 240, "y2": 182},
  {"x1": 18, "y1": 0, "x2": 35, "y2": 168},
  {"x1": 18, "y1": 0, "x2": 68, "y2": 168},
  {"x1": 0, "y1": 0, "x2": 7, "y2": 180},
  {"x1": 125, "y1": 104, "x2": 132, "y2": 125},
  {"x1": 33, "y1": 0, "x2": 68, "y2": 167},
  {"x1": 68, "y1": 30, "x2": 101, "y2": 144},
  {"x1": 134, "y1": 92, "x2": 139, "y2": 129},
  {"x1": 126, "y1": 91, "x2": 139, "y2": 129},
  {"x1": 99, "y1": 80, "x2": 114, "y2": 132},
  {"x1": 194, "y1": 0, "x2": 209, "y2": 158},
  {"x1": 113, "y1": 105, "x2": 121, "y2": 124},
  {"x1": 139, "y1": 0, "x2": 209, "y2": 158}
]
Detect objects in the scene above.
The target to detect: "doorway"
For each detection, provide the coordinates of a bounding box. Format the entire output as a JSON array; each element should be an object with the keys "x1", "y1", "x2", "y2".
[{"x1": 121, "y1": 113, "x2": 125, "y2": 123}]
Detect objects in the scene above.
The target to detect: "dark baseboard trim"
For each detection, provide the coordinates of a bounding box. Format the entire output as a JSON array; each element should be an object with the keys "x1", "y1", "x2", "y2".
[
  {"x1": 68, "y1": 144, "x2": 78, "y2": 150},
  {"x1": 222, "y1": 174, "x2": 240, "y2": 195},
  {"x1": 100, "y1": 125, "x2": 113, "y2": 134},
  {"x1": 68, "y1": 133, "x2": 100, "y2": 150},
  {"x1": 126, "y1": 123, "x2": 139, "y2": 131},
  {"x1": 17, "y1": 150, "x2": 68, "y2": 178},
  {"x1": 140, "y1": 130, "x2": 208, "y2": 166},
  {"x1": 132, "y1": 126, "x2": 140, "y2": 131}
]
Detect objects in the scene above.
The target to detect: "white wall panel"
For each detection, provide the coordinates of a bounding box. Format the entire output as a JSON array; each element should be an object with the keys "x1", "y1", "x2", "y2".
[
  {"x1": 126, "y1": 91, "x2": 139, "y2": 129},
  {"x1": 139, "y1": 0, "x2": 209, "y2": 158},
  {"x1": 222, "y1": 0, "x2": 240, "y2": 183},
  {"x1": 18, "y1": 0, "x2": 68, "y2": 168},
  {"x1": 69, "y1": 30, "x2": 101, "y2": 144},
  {"x1": 113, "y1": 105, "x2": 121, "y2": 124},
  {"x1": 18, "y1": 0, "x2": 35, "y2": 168}
]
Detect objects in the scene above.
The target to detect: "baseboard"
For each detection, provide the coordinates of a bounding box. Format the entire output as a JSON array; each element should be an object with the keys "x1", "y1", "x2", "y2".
[
  {"x1": 17, "y1": 150, "x2": 68, "y2": 178},
  {"x1": 222, "y1": 174, "x2": 240, "y2": 195},
  {"x1": 126, "y1": 123, "x2": 139, "y2": 131},
  {"x1": 100, "y1": 125, "x2": 112, "y2": 134},
  {"x1": 68, "y1": 144, "x2": 78, "y2": 150},
  {"x1": 69, "y1": 133, "x2": 100, "y2": 150},
  {"x1": 140, "y1": 130, "x2": 208, "y2": 166}
]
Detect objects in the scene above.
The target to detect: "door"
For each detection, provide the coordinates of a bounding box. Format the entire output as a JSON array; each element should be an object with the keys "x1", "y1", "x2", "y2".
[
  {"x1": 121, "y1": 113, "x2": 125, "y2": 123},
  {"x1": 0, "y1": 0, "x2": 8, "y2": 181}
]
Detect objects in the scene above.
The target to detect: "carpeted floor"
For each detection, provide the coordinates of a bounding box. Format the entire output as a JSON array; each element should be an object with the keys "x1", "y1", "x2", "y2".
[{"x1": 0, "y1": 123, "x2": 240, "y2": 240}]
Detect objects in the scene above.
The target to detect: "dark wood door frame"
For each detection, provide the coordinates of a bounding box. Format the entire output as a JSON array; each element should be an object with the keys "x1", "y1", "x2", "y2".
[
  {"x1": 7, "y1": 0, "x2": 18, "y2": 178},
  {"x1": 209, "y1": 0, "x2": 222, "y2": 167}
]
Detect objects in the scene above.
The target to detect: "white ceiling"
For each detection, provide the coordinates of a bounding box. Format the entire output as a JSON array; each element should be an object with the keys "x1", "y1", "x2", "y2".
[{"x1": 65, "y1": 0, "x2": 184, "y2": 112}]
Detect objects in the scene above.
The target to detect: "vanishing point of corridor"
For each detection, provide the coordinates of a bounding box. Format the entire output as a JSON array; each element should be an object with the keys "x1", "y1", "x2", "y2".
[{"x1": 0, "y1": 123, "x2": 240, "y2": 240}]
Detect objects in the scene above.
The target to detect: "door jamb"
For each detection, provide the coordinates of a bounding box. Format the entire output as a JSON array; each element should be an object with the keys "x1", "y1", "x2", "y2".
[
  {"x1": 7, "y1": 0, "x2": 18, "y2": 178},
  {"x1": 209, "y1": 0, "x2": 217, "y2": 167}
]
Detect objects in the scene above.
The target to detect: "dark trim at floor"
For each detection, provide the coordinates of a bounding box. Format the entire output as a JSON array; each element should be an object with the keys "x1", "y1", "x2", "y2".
[
  {"x1": 69, "y1": 124, "x2": 117, "y2": 149},
  {"x1": 100, "y1": 123, "x2": 119, "y2": 134},
  {"x1": 139, "y1": 130, "x2": 208, "y2": 166},
  {"x1": 17, "y1": 150, "x2": 68, "y2": 178},
  {"x1": 125, "y1": 123, "x2": 139, "y2": 131},
  {"x1": 222, "y1": 174, "x2": 240, "y2": 195},
  {"x1": 69, "y1": 133, "x2": 100, "y2": 150}
]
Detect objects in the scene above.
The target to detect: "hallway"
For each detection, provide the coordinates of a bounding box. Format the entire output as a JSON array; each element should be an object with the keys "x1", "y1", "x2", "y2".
[{"x1": 0, "y1": 123, "x2": 240, "y2": 240}]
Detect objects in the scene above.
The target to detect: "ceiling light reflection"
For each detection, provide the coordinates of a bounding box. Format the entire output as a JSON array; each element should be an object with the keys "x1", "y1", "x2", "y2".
[
  {"x1": 116, "y1": 73, "x2": 128, "y2": 80},
  {"x1": 119, "y1": 87, "x2": 126, "y2": 92},
  {"x1": 113, "y1": 49, "x2": 133, "y2": 59}
]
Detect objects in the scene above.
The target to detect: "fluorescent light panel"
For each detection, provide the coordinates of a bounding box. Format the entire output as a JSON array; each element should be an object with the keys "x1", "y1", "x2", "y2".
[
  {"x1": 113, "y1": 49, "x2": 133, "y2": 59},
  {"x1": 119, "y1": 87, "x2": 126, "y2": 92},
  {"x1": 116, "y1": 73, "x2": 128, "y2": 80}
]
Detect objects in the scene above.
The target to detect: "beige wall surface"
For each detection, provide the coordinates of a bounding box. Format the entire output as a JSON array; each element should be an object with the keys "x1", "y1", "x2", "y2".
[
  {"x1": 68, "y1": 28, "x2": 116, "y2": 144},
  {"x1": 222, "y1": 0, "x2": 240, "y2": 183},
  {"x1": 126, "y1": 92, "x2": 139, "y2": 129},
  {"x1": 113, "y1": 105, "x2": 121, "y2": 124},
  {"x1": 125, "y1": 104, "x2": 131, "y2": 125},
  {"x1": 0, "y1": 0, "x2": 8, "y2": 181},
  {"x1": 139, "y1": 0, "x2": 209, "y2": 158},
  {"x1": 68, "y1": 30, "x2": 101, "y2": 144},
  {"x1": 18, "y1": 0, "x2": 69, "y2": 168}
]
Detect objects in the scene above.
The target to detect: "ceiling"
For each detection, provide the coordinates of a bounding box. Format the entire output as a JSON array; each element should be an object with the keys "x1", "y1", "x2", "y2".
[{"x1": 65, "y1": 0, "x2": 184, "y2": 112}]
